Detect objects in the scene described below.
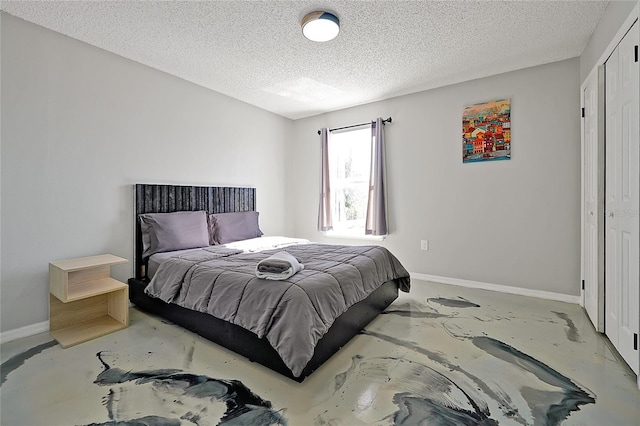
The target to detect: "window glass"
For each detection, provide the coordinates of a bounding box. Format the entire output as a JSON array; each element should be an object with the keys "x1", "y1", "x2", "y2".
[{"x1": 328, "y1": 127, "x2": 371, "y2": 233}]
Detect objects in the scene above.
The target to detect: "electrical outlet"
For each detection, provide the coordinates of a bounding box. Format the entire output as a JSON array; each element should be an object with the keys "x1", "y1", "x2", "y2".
[{"x1": 420, "y1": 240, "x2": 429, "y2": 251}]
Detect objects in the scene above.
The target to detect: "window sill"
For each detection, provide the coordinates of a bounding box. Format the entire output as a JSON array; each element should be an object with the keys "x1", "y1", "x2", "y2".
[{"x1": 323, "y1": 231, "x2": 386, "y2": 242}]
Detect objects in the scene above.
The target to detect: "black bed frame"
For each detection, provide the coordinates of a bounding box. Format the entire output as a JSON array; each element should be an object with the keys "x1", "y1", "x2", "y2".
[{"x1": 128, "y1": 183, "x2": 399, "y2": 382}]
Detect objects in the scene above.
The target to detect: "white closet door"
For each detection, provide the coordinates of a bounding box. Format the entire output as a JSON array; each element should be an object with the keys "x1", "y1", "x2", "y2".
[
  {"x1": 582, "y1": 68, "x2": 604, "y2": 331},
  {"x1": 605, "y1": 20, "x2": 639, "y2": 375},
  {"x1": 605, "y1": 42, "x2": 620, "y2": 350}
]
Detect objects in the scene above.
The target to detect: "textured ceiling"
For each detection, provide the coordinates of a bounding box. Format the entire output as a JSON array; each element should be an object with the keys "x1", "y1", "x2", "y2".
[{"x1": 1, "y1": 1, "x2": 609, "y2": 119}]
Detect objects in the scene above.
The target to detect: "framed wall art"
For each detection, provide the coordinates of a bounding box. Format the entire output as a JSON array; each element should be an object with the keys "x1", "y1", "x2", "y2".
[{"x1": 462, "y1": 98, "x2": 511, "y2": 163}]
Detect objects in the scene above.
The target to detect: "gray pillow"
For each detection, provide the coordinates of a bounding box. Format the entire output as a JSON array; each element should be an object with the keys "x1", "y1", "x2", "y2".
[
  {"x1": 139, "y1": 211, "x2": 209, "y2": 258},
  {"x1": 209, "y1": 211, "x2": 263, "y2": 244}
]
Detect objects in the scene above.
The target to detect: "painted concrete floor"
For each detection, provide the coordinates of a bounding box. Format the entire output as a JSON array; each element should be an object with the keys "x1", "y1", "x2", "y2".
[{"x1": 1, "y1": 280, "x2": 639, "y2": 425}]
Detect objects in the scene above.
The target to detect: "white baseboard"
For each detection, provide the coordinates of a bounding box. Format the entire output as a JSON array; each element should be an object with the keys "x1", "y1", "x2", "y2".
[
  {"x1": 0, "y1": 320, "x2": 50, "y2": 345},
  {"x1": 410, "y1": 273, "x2": 581, "y2": 304}
]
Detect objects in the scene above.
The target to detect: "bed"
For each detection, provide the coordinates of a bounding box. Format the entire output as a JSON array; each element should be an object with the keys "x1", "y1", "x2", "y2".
[{"x1": 128, "y1": 184, "x2": 410, "y2": 382}]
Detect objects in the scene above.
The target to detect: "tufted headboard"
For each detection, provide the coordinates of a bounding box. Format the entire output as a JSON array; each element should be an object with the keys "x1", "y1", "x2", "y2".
[{"x1": 133, "y1": 184, "x2": 256, "y2": 279}]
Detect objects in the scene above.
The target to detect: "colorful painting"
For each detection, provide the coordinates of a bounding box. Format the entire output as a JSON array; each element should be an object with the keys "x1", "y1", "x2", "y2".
[{"x1": 463, "y1": 98, "x2": 511, "y2": 163}]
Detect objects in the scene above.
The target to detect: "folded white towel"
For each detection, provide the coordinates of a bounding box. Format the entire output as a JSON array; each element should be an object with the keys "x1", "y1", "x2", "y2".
[{"x1": 256, "y1": 251, "x2": 304, "y2": 280}]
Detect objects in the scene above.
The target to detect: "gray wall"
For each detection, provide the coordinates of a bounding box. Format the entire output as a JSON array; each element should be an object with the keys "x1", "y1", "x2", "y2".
[
  {"x1": 580, "y1": 1, "x2": 638, "y2": 83},
  {"x1": 290, "y1": 58, "x2": 582, "y2": 296},
  {"x1": 0, "y1": 14, "x2": 293, "y2": 333}
]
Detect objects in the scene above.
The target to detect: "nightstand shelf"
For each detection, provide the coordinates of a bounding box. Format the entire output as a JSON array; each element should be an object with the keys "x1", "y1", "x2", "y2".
[
  {"x1": 66, "y1": 277, "x2": 126, "y2": 301},
  {"x1": 49, "y1": 254, "x2": 129, "y2": 348}
]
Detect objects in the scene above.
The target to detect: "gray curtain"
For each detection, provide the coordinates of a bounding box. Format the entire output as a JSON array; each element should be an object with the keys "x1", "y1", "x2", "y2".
[
  {"x1": 365, "y1": 118, "x2": 388, "y2": 235},
  {"x1": 317, "y1": 128, "x2": 333, "y2": 231}
]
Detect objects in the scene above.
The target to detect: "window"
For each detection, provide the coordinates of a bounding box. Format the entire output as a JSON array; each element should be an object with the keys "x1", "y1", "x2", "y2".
[
  {"x1": 318, "y1": 117, "x2": 388, "y2": 238},
  {"x1": 328, "y1": 127, "x2": 371, "y2": 235}
]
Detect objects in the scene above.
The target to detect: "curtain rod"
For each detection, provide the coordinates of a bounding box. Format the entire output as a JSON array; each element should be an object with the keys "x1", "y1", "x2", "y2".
[{"x1": 317, "y1": 117, "x2": 392, "y2": 135}]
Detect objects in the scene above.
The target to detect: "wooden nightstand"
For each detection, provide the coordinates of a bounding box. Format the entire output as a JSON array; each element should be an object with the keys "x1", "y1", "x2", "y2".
[{"x1": 49, "y1": 254, "x2": 129, "y2": 348}]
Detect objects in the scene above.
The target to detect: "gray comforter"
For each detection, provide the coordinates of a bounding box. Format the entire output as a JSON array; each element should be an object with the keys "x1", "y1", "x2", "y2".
[{"x1": 145, "y1": 243, "x2": 410, "y2": 377}]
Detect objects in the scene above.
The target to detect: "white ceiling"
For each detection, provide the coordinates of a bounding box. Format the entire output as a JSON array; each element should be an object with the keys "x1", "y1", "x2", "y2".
[{"x1": 1, "y1": 1, "x2": 609, "y2": 120}]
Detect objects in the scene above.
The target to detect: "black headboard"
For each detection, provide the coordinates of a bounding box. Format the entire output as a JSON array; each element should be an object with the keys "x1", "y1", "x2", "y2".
[{"x1": 133, "y1": 184, "x2": 256, "y2": 279}]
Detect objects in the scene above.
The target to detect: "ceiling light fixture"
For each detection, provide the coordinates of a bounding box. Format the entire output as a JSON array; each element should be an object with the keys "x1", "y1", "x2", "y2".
[{"x1": 301, "y1": 11, "x2": 340, "y2": 42}]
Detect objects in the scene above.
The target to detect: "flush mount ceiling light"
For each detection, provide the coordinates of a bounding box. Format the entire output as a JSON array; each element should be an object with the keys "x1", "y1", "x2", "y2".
[{"x1": 301, "y1": 11, "x2": 340, "y2": 42}]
